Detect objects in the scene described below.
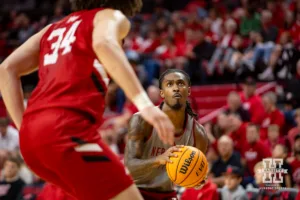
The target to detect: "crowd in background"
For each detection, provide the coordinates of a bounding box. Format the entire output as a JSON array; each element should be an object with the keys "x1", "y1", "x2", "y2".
[{"x1": 0, "y1": 0, "x2": 300, "y2": 199}]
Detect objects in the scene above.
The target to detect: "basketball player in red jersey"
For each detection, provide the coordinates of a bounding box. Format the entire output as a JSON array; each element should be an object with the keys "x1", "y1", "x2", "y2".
[
  {"x1": 0, "y1": 1, "x2": 176, "y2": 200},
  {"x1": 125, "y1": 69, "x2": 209, "y2": 200}
]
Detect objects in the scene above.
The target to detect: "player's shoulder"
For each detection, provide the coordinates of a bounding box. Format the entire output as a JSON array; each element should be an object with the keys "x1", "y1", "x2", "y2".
[
  {"x1": 193, "y1": 120, "x2": 209, "y2": 153},
  {"x1": 193, "y1": 120, "x2": 206, "y2": 134},
  {"x1": 193, "y1": 120, "x2": 209, "y2": 144},
  {"x1": 129, "y1": 113, "x2": 153, "y2": 133},
  {"x1": 94, "y1": 8, "x2": 128, "y2": 22},
  {"x1": 130, "y1": 112, "x2": 146, "y2": 126}
]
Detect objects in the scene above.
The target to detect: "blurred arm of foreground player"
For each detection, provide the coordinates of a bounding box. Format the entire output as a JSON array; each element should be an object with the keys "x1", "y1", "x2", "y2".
[
  {"x1": 92, "y1": 9, "x2": 174, "y2": 145},
  {"x1": 124, "y1": 114, "x2": 182, "y2": 181},
  {"x1": 0, "y1": 25, "x2": 51, "y2": 130}
]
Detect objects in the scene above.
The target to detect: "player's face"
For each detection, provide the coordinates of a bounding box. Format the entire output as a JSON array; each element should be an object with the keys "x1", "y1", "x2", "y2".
[{"x1": 160, "y1": 72, "x2": 190, "y2": 110}]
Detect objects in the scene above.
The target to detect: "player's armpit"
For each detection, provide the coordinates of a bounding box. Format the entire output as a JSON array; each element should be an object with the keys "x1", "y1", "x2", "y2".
[
  {"x1": 194, "y1": 122, "x2": 209, "y2": 154},
  {"x1": 124, "y1": 114, "x2": 157, "y2": 181}
]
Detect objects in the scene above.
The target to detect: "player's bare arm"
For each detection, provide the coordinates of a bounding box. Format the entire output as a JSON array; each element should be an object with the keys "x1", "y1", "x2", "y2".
[
  {"x1": 125, "y1": 114, "x2": 156, "y2": 181},
  {"x1": 0, "y1": 25, "x2": 50, "y2": 130},
  {"x1": 92, "y1": 9, "x2": 174, "y2": 145},
  {"x1": 194, "y1": 122, "x2": 209, "y2": 154},
  {"x1": 125, "y1": 114, "x2": 181, "y2": 181}
]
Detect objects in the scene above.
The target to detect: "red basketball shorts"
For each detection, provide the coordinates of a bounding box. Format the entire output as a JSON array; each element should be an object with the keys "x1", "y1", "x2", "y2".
[{"x1": 20, "y1": 109, "x2": 133, "y2": 200}]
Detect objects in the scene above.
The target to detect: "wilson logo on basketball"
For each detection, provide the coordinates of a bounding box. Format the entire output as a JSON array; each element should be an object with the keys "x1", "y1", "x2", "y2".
[{"x1": 179, "y1": 151, "x2": 196, "y2": 174}]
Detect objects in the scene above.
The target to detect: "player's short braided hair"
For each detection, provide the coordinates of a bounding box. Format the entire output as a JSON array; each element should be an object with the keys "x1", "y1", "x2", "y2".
[
  {"x1": 70, "y1": 0, "x2": 142, "y2": 17},
  {"x1": 159, "y1": 69, "x2": 198, "y2": 119}
]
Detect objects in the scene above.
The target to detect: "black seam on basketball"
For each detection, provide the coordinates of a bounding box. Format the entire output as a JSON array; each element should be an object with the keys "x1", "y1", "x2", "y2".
[
  {"x1": 82, "y1": 155, "x2": 110, "y2": 162},
  {"x1": 167, "y1": 163, "x2": 174, "y2": 182},
  {"x1": 181, "y1": 155, "x2": 205, "y2": 187},
  {"x1": 178, "y1": 150, "x2": 200, "y2": 185},
  {"x1": 174, "y1": 147, "x2": 189, "y2": 182}
]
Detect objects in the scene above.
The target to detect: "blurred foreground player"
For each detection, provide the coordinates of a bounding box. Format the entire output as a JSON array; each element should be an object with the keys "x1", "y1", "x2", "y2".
[
  {"x1": 0, "y1": 1, "x2": 176, "y2": 199},
  {"x1": 125, "y1": 69, "x2": 209, "y2": 200}
]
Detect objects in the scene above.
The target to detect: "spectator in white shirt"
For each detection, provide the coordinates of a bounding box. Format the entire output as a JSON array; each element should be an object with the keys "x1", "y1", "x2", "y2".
[{"x1": 0, "y1": 118, "x2": 19, "y2": 169}]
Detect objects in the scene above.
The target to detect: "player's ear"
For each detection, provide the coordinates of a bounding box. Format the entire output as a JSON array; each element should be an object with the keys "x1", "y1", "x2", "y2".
[
  {"x1": 160, "y1": 90, "x2": 165, "y2": 99},
  {"x1": 188, "y1": 87, "x2": 191, "y2": 96}
]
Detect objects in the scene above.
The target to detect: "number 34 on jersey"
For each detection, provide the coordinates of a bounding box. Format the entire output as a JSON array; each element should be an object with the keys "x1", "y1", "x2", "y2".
[{"x1": 44, "y1": 20, "x2": 82, "y2": 66}]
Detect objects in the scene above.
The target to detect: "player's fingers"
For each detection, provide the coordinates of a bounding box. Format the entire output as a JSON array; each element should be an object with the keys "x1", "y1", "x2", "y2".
[
  {"x1": 170, "y1": 147, "x2": 181, "y2": 153},
  {"x1": 175, "y1": 145, "x2": 184, "y2": 148},
  {"x1": 166, "y1": 157, "x2": 173, "y2": 164},
  {"x1": 169, "y1": 153, "x2": 178, "y2": 158}
]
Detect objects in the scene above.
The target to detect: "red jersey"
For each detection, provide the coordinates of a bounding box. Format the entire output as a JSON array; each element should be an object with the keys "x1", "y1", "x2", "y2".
[
  {"x1": 230, "y1": 122, "x2": 248, "y2": 153},
  {"x1": 290, "y1": 158, "x2": 300, "y2": 186},
  {"x1": 241, "y1": 140, "x2": 271, "y2": 176},
  {"x1": 288, "y1": 127, "x2": 300, "y2": 149},
  {"x1": 260, "y1": 109, "x2": 285, "y2": 140},
  {"x1": 240, "y1": 93, "x2": 266, "y2": 125},
  {"x1": 181, "y1": 180, "x2": 219, "y2": 200},
  {"x1": 24, "y1": 8, "x2": 109, "y2": 125}
]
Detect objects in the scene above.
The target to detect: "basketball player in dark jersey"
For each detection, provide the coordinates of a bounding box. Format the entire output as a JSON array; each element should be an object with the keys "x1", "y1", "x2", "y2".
[
  {"x1": 125, "y1": 69, "x2": 209, "y2": 200},
  {"x1": 0, "y1": 1, "x2": 176, "y2": 200}
]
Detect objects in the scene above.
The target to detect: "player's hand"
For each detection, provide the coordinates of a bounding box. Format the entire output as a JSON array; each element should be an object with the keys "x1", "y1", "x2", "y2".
[
  {"x1": 194, "y1": 175, "x2": 208, "y2": 190},
  {"x1": 155, "y1": 145, "x2": 184, "y2": 165},
  {"x1": 140, "y1": 106, "x2": 175, "y2": 145}
]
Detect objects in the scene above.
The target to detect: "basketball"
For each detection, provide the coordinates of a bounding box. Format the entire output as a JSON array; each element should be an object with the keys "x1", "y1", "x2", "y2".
[{"x1": 166, "y1": 146, "x2": 208, "y2": 188}]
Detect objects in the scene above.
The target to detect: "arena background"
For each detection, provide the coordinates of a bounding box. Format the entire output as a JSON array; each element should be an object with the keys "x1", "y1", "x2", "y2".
[{"x1": 0, "y1": 0, "x2": 300, "y2": 199}]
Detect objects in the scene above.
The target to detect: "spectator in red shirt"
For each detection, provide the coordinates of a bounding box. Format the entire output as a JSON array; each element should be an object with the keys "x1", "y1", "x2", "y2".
[
  {"x1": 261, "y1": 92, "x2": 285, "y2": 140},
  {"x1": 264, "y1": 125, "x2": 285, "y2": 152},
  {"x1": 288, "y1": 109, "x2": 300, "y2": 149},
  {"x1": 181, "y1": 179, "x2": 219, "y2": 200},
  {"x1": 138, "y1": 30, "x2": 161, "y2": 54},
  {"x1": 228, "y1": 114, "x2": 248, "y2": 153},
  {"x1": 207, "y1": 18, "x2": 237, "y2": 75},
  {"x1": 266, "y1": 0, "x2": 285, "y2": 29},
  {"x1": 240, "y1": 77, "x2": 266, "y2": 125},
  {"x1": 291, "y1": 12, "x2": 300, "y2": 44},
  {"x1": 156, "y1": 37, "x2": 180, "y2": 61},
  {"x1": 242, "y1": 124, "x2": 271, "y2": 177},
  {"x1": 202, "y1": 18, "x2": 219, "y2": 45},
  {"x1": 289, "y1": 134, "x2": 300, "y2": 188},
  {"x1": 177, "y1": 29, "x2": 197, "y2": 57},
  {"x1": 225, "y1": 91, "x2": 251, "y2": 122}
]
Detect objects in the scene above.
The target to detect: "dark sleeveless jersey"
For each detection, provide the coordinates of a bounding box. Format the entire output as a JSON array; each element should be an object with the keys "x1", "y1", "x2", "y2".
[{"x1": 135, "y1": 114, "x2": 196, "y2": 192}]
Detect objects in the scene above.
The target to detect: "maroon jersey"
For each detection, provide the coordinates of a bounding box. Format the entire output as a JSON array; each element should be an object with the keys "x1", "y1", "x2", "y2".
[{"x1": 24, "y1": 8, "x2": 109, "y2": 125}]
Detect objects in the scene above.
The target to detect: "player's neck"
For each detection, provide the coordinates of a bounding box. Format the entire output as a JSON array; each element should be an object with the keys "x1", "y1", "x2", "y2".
[{"x1": 162, "y1": 104, "x2": 186, "y2": 135}]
